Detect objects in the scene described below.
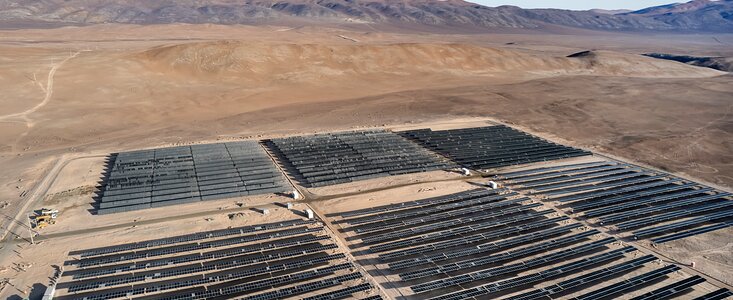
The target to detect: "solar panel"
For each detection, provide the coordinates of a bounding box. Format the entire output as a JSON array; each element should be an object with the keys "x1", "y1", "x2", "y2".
[
  {"x1": 352, "y1": 196, "x2": 525, "y2": 235},
  {"x1": 504, "y1": 254, "x2": 659, "y2": 300},
  {"x1": 570, "y1": 181, "x2": 694, "y2": 212},
  {"x1": 75, "y1": 226, "x2": 324, "y2": 267},
  {"x1": 426, "y1": 246, "x2": 637, "y2": 300},
  {"x1": 72, "y1": 235, "x2": 330, "y2": 279},
  {"x1": 236, "y1": 273, "x2": 364, "y2": 300},
  {"x1": 302, "y1": 283, "x2": 373, "y2": 300},
  {"x1": 153, "y1": 263, "x2": 354, "y2": 300},
  {"x1": 501, "y1": 164, "x2": 620, "y2": 183},
  {"x1": 410, "y1": 237, "x2": 616, "y2": 294},
  {"x1": 633, "y1": 209, "x2": 733, "y2": 239},
  {"x1": 493, "y1": 161, "x2": 614, "y2": 179},
  {"x1": 652, "y1": 221, "x2": 733, "y2": 244},
  {"x1": 374, "y1": 215, "x2": 566, "y2": 256},
  {"x1": 344, "y1": 192, "x2": 517, "y2": 228},
  {"x1": 630, "y1": 275, "x2": 706, "y2": 300},
  {"x1": 336, "y1": 189, "x2": 496, "y2": 218},
  {"x1": 399, "y1": 229, "x2": 600, "y2": 281},
  {"x1": 68, "y1": 244, "x2": 339, "y2": 293},
  {"x1": 387, "y1": 223, "x2": 582, "y2": 270},
  {"x1": 615, "y1": 200, "x2": 733, "y2": 231},
  {"x1": 360, "y1": 203, "x2": 545, "y2": 245},
  {"x1": 72, "y1": 219, "x2": 315, "y2": 258},
  {"x1": 571, "y1": 265, "x2": 681, "y2": 300},
  {"x1": 692, "y1": 288, "x2": 733, "y2": 300},
  {"x1": 516, "y1": 167, "x2": 641, "y2": 189},
  {"x1": 544, "y1": 175, "x2": 666, "y2": 196}
]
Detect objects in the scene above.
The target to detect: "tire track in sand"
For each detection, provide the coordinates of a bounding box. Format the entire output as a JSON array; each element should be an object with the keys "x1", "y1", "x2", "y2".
[{"x1": 0, "y1": 51, "x2": 84, "y2": 127}]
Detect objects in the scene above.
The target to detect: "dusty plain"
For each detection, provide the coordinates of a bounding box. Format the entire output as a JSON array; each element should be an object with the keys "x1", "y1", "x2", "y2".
[{"x1": 0, "y1": 23, "x2": 731, "y2": 299}]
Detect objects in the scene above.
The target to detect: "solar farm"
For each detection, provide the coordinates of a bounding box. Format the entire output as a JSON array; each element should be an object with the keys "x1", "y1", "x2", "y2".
[
  {"x1": 492, "y1": 160, "x2": 733, "y2": 244},
  {"x1": 97, "y1": 141, "x2": 291, "y2": 214},
  {"x1": 16, "y1": 123, "x2": 733, "y2": 300},
  {"x1": 327, "y1": 188, "x2": 730, "y2": 300},
  {"x1": 53, "y1": 218, "x2": 382, "y2": 300}
]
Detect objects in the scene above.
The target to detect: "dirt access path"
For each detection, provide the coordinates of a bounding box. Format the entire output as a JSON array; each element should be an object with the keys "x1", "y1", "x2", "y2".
[{"x1": 0, "y1": 50, "x2": 85, "y2": 127}]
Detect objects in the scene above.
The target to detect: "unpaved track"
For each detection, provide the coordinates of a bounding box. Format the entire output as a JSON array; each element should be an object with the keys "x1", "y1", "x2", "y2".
[{"x1": 0, "y1": 50, "x2": 83, "y2": 127}]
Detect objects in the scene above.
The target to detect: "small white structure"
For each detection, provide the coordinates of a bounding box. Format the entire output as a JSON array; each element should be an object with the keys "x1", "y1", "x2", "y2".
[
  {"x1": 286, "y1": 202, "x2": 294, "y2": 209},
  {"x1": 257, "y1": 208, "x2": 270, "y2": 215},
  {"x1": 487, "y1": 181, "x2": 498, "y2": 189},
  {"x1": 461, "y1": 168, "x2": 472, "y2": 176},
  {"x1": 292, "y1": 190, "x2": 302, "y2": 200},
  {"x1": 305, "y1": 209, "x2": 314, "y2": 220}
]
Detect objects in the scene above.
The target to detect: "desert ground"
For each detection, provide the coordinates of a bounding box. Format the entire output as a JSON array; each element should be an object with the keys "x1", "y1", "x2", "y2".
[{"x1": 0, "y1": 23, "x2": 731, "y2": 299}]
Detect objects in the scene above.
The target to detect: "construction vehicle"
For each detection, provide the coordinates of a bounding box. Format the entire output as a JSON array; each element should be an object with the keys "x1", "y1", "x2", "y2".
[{"x1": 32, "y1": 208, "x2": 59, "y2": 229}]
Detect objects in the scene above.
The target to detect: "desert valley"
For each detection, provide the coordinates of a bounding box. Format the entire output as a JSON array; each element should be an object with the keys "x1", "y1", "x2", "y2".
[{"x1": 0, "y1": 0, "x2": 732, "y2": 299}]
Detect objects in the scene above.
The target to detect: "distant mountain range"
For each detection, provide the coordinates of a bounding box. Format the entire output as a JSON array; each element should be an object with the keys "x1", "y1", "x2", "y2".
[{"x1": 0, "y1": 0, "x2": 731, "y2": 32}]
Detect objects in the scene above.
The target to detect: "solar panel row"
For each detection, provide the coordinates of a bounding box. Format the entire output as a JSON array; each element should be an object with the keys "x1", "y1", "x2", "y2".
[
  {"x1": 374, "y1": 216, "x2": 568, "y2": 257},
  {"x1": 426, "y1": 246, "x2": 637, "y2": 300},
  {"x1": 73, "y1": 219, "x2": 315, "y2": 258},
  {"x1": 152, "y1": 263, "x2": 355, "y2": 300},
  {"x1": 68, "y1": 243, "x2": 339, "y2": 292},
  {"x1": 344, "y1": 192, "x2": 518, "y2": 230},
  {"x1": 336, "y1": 188, "x2": 497, "y2": 219},
  {"x1": 386, "y1": 222, "x2": 580, "y2": 271},
  {"x1": 399, "y1": 229, "x2": 600, "y2": 281},
  {"x1": 71, "y1": 234, "x2": 330, "y2": 280},
  {"x1": 630, "y1": 275, "x2": 706, "y2": 300},
  {"x1": 571, "y1": 265, "x2": 681, "y2": 300},
  {"x1": 504, "y1": 254, "x2": 660, "y2": 300},
  {"x1": 236, "y1": 273, "x2": 364, "y2": 300},
  {"x1": 301, "y1": 283, "x2": 374, "y2": 300},
  {"x1": 354, "y1": 196, "x2": 528, "y2": 235},
  {"x1": 494, "y1": 161, "x2": 615, "y2": 180},
  {"x1": 410, "y1": 237, "x2": 616, "y2": 294},
  {"x1": 75, "y1": 226, "x2": 324, "y2": 267},
  {"x1": 359, "y1": 203, "x2": 545, "y2": 245}
]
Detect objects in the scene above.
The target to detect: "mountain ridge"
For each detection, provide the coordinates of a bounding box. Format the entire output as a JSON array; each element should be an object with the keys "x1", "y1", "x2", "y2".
[{"x1": 0, "y1": 0, "x2": 731, "y2": 32}]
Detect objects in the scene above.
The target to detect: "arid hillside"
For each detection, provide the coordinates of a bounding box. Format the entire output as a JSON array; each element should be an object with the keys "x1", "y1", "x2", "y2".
[
  {"x1": 1, "y1": 0, "x2": 732, "y2": 31},
  {"x1": 135, "y1": 42, "x2": 723, "y2": 79}
]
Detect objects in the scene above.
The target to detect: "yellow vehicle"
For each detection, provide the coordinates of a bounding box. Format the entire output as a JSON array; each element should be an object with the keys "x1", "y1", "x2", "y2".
[{"x1": 32, "y1": 208, "x2": 58, "y2": 229}]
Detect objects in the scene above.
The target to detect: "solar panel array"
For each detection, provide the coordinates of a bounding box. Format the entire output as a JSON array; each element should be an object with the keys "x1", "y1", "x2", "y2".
[
  {"x1": 328, "y1": 188, "x2": 724, "y2": 299},
  {"x1": 55, "y1": 218, "x2": 380, "y2": 300},
  {"x1": 494, "y1": 160, "x2": 733, "y2": 244},
  {"x1": 398, "y1": 125, "x2": 591, "y2": 170},
  {"x1": 264, "y1": 130, "x2": 455, "y2": 187},
  {"x1": 98, "y1": 141, "x2": 291, "y2": 214}
]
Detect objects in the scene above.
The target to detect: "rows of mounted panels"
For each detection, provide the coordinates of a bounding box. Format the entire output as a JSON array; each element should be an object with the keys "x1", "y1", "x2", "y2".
[
  {"x1": 329, "y1": 189, "x2": 727, "y2": 300},
  {"x1": 98, "y1": 141, "x2": 291, "y2": 214},
  {"x1": 264, "y1": 130, "x2": 456, "y2": 188},
  {"x1": 493, "y1": 160, "x2": 733, "y2": 244},
  {"x1": 56, "y1": 218, "x2": 382, "y2": 300},
  {"x1": 398, "y1": 125, "x2": 591, "y2": 171}
]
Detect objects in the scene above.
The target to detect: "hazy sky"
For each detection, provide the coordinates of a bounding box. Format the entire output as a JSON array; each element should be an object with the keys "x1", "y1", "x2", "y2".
[{"x1": 470, "y1": 0, "x2": 679, "y2": 10}]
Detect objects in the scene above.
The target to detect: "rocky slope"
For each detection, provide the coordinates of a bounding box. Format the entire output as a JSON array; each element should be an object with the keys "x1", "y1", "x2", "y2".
[{"x1": 0, "y1": 0, "x2": 731, "y2": 32}]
